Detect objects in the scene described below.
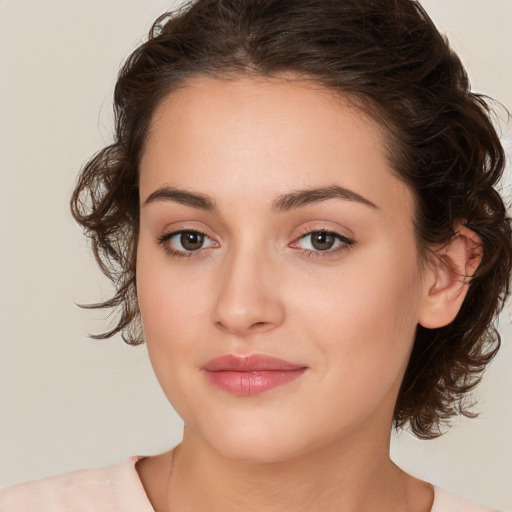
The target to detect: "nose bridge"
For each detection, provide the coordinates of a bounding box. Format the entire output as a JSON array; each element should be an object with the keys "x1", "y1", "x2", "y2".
[{"x1": 212, "y1": 236, "x2": 284, "y2": 335}]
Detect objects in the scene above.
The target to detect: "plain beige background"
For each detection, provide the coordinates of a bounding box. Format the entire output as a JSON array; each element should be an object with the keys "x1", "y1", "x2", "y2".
[{"x1": 0, "y1": 0, "x2": 511, "y2": 509}]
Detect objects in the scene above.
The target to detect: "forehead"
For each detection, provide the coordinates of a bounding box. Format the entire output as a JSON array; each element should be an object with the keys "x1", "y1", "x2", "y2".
[
  {"x1": 145, "y1": 74, "x2": 384, "y2": 155},
  {"x1": 139, "y1": 74, "x2": 413, "y2": 217}
]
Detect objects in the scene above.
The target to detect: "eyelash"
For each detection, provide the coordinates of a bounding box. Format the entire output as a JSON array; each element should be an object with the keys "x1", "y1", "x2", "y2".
[
  {"x1": 157, "y1": 229, "x2": 355, "y2": 260},
  {"x1": 157, "y1": 229, "x2": 214, "y2": 259},
  {"x1": 292, "y1": 228, "x2": 355, "y2": 259}
]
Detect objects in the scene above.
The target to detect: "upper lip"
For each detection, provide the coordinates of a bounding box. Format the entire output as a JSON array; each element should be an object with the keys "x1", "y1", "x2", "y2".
[{"x1": 202, "y1": 354, "x2": 306, "y2": 372}]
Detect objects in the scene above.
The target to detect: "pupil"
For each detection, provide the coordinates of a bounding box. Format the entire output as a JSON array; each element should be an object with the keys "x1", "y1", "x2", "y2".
[
  {"x1": 312, "y1": 231, "x2": 335, "y2": 251},
  {"x1": 181, "y1": 232, "x2": 204, "y2": 250}
]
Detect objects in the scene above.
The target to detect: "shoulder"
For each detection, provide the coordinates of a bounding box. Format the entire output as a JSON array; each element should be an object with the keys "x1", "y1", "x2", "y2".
[
  {"x1": 0, "y1": 465, "x2": 115, "y2": 512},
  {"x1": 0, "y1": 456, "x2": 152, "y2": 512},
  {"x1": 432, "y1": 486, "x2": 503, "y2": 512}
]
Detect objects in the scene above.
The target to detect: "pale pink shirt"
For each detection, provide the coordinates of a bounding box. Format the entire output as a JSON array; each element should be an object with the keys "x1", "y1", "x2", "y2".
[{"x1": 0, "y1": 456, "x2": 501, "y2": 511}]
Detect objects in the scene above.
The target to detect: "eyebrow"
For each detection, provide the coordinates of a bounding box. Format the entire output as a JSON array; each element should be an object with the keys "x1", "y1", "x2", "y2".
[
  {"x1": 142, "y1": 184, "x2": 378, "y2": 212},
  {"x1": 271, "y1": 185, "x2": 378, "y2": 212},
  {"x1": 143, "y1": 186, "x2": 217, "y2": 211}
]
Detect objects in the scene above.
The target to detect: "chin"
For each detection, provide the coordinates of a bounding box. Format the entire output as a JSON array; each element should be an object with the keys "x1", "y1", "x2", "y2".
[{"x1": 193, "y1": 418, "x2": 311, "y2": 464}]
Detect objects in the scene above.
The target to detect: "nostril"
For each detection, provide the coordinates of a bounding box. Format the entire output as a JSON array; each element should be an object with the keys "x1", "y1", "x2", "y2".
[{"x1": 251, "y1": 321, "x2": 269, "y2": 330}]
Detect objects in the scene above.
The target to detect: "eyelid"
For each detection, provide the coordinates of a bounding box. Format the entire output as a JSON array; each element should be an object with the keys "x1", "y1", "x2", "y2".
[
  {"x1": 289, "y1": 227, "x2": 356, "y2": 257},
  {"x1": 156, "y1": 225, "x2": 355, "y2": 260},
  {"x1": 157, "y1": 228, "x2": 218, "y2": 258}
]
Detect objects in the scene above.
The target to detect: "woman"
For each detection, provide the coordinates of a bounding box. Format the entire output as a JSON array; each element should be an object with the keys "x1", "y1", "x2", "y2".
[{"x1": 1, "y1": 0, "x2": 510, "y2": 510}]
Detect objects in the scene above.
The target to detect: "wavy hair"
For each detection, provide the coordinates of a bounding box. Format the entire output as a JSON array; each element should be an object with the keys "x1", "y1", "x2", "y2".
[{"x1": 70, "y1": 0, "x2": 512, "y2": 438}]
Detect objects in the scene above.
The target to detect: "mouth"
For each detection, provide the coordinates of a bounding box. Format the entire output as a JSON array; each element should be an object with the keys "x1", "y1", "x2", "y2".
[{"x1": 201, "y1": 354, "x2": 308, "y2": 396}]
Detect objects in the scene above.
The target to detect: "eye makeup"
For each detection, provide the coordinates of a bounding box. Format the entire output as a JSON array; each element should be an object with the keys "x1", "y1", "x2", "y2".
[{"x1": 157, "y1": 227, "x2": 356, "y2": 261}]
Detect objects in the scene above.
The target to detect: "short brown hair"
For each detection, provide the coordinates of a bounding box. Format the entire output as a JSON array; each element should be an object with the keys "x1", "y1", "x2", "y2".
[{"x1": 71, "y1": 0, "x2": 512, "y2": 439}]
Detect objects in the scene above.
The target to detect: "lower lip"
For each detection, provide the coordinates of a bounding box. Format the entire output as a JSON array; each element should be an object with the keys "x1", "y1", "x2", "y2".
[{"x1": 203, "y1": 369, "x2": 307, "y2": 396}]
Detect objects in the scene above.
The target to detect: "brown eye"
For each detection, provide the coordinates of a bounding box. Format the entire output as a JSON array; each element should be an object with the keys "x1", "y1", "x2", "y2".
[
  {"x1": 158, "y1": 229, "x2": 217, "y2": 257},
  {"x1": 310, "y1": 231, "x2": 336, "y2": 251},
  {"x1": 180, "y1": 231, "x2": 205, "y2": 251},
  {"x1": 292, "y1": 229, "x2": 355, "y2": 255}
]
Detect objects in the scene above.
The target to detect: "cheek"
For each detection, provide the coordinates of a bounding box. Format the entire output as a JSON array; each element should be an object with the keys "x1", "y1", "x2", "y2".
[
  {"x1": 293, "y1": 249, "x2": 423, "y2": 394},
  {"x1": 137, "y1": 232, "x2": 210, "y2": 331},
  {"x1": 136, "y1": 242, "x2": 208, "y2": 372},
  {"x1": 136, "y1": 251, "x2": 215, "y2": 420}
]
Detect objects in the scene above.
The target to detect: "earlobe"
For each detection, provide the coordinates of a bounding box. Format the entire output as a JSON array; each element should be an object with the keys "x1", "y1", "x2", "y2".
[{"x1": 418, "y1": 225, "x2": 482, "y2": 329}]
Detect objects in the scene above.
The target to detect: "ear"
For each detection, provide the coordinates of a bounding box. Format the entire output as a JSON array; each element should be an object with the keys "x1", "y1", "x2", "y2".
[{"x1": 418, "y1": 225, "x2": 482, "y2": 329}]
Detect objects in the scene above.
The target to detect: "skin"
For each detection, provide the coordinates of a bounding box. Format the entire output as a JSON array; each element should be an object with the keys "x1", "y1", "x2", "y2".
[{"x1": 135, "y1": 74, "x2": 478, "y2": 512}]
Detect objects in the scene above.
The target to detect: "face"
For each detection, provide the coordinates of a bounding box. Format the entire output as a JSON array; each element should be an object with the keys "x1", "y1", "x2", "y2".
[{"x1": 136, "y1": 75, "x2": 431, "y2": 463}]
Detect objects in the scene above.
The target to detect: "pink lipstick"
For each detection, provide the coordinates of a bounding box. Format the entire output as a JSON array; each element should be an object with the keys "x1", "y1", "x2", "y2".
[{"x1": 202, "y1": 354, "x2": 307, "y2": 396}]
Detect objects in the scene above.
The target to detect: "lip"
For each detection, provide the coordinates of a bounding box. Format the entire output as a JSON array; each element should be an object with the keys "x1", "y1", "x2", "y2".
[{"x1": 202, "y1": 354, "x2": 308, "y2": 396}]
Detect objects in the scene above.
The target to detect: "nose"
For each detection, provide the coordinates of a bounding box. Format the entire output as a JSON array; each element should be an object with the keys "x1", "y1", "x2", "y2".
[{"x1": 211, "y1": 245, "x2": 285, "y2": 337}]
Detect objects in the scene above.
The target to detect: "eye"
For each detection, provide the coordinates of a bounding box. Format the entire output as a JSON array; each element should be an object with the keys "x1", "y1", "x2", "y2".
[
  {"x1": 291, "y1": 230, "x2": 355, "y2": 256},
  {"x1": 158, "y1": 229, "x2": 218, "y2": 257}
]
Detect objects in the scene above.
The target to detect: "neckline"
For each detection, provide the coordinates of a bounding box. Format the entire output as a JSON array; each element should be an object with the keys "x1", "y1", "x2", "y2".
[
  {"x1": 109, "y1": 456, "x2": 156, "y2": 512},
  {"x1": 125, "y1": 455, "x2": 441, "y2": 512}
]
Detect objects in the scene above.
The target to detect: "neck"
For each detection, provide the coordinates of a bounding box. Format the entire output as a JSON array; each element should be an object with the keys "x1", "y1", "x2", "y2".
[{"x1": 149, "y1": 426, "x2": 432, "y2": 512}]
